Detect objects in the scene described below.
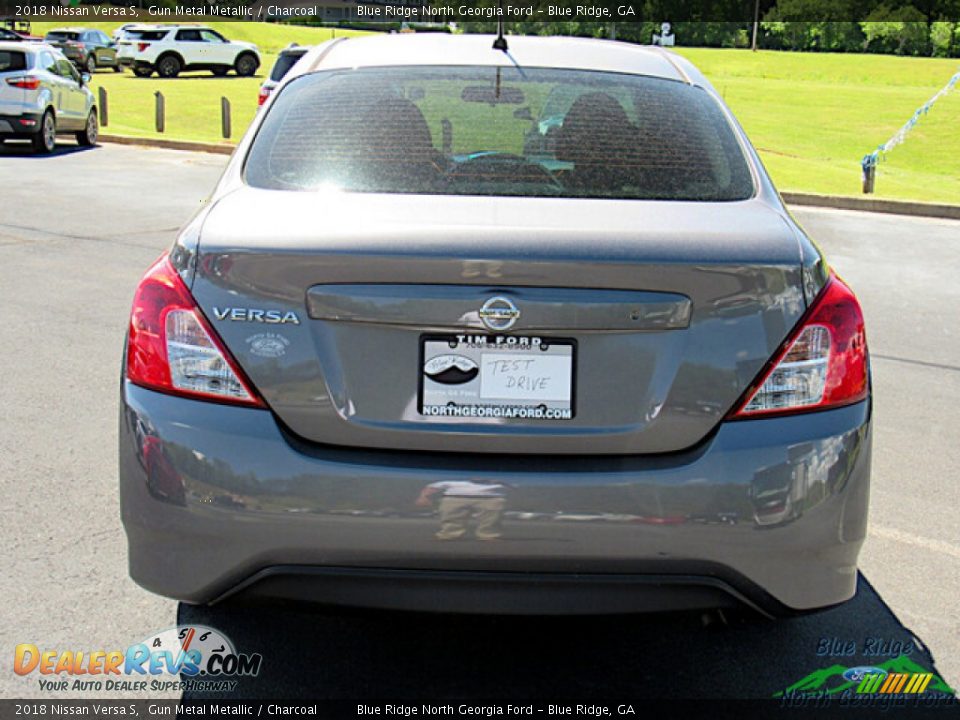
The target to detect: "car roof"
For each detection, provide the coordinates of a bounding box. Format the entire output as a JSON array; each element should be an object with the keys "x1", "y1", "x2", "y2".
[
  {"x1": 0, "y1": 40, "x2": 58, "y2": 53},
  {"x1": 292, "y1": 34, "x2": 709, "y2": 88},
  {"x1": 121, "y1": 24, "x2": 199, "y2": 31}
]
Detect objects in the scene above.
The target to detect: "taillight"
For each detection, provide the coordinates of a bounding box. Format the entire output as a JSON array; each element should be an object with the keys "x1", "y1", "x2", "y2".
[
  {"x1": 730, "y1": 273, "x2": 868, "y2": 418},
  {"x1": 257, "y1": 87, "x2": 270, "y2": 106},
  {"x1": 126, "y1": 254, "x2": 264, "y2": 407},
  {"x1": 137, "y1": 42, "x2": 150, "y2": 53},
  {"x1": 6, "y1": 76, "x2": 41, "y2": 90}
]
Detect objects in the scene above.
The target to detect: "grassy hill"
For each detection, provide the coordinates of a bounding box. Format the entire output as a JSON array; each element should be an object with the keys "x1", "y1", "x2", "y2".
[
  {"x1": 26, "y1": 21, "x2": 960, "y2": 203},
  {"x1": 675, "y1": 48, "x2": 960, "y2": 203}
]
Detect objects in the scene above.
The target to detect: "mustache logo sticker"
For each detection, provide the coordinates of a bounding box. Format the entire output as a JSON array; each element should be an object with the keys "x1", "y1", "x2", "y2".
[{"x1": 423, "y1": 355, "x2": 479, "y2": 385}]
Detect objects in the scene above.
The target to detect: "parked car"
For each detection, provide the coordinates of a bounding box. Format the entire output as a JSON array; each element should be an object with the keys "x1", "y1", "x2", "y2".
[
  {"x1": 112, "y1": 24, "x2": 140, "y2": 42},
  {"x1": 0, "y1": 41, "x2": 98, "y2": 152},
  {"x1": 115, "y1": 25, "x2": 168, "y2": 70},
  {"x1": 44, "y1": 27, "x2": 120, "y2": 73},
  {"x1": 117, "y1": 24, "x2": 260, "y2": 78},
  {"x1": 1, "y1": 20, "x2": 41, "y2": 42},
  {"x1": 259, "y1": 43, "x2": 308, "y2": 107},
  {"x1": 0, "y1": 28, "x2": 24, "y2": 43},
  {"x1": 120, "y1": 34, "x2": 871, "y2": 617}
]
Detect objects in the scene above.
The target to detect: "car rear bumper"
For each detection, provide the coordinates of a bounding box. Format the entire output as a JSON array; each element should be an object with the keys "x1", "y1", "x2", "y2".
[
  {"x1": 120, "y1": 382, "x2": 872, "y2": 615},
  {"x1": 0, "y1": 112, "x2": 41, "y2": 137}
]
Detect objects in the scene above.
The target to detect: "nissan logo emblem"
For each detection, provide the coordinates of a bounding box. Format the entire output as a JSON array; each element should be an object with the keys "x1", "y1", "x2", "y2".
[{"x1": 478, "y1": 296, "x2": 520, "y2": 332}]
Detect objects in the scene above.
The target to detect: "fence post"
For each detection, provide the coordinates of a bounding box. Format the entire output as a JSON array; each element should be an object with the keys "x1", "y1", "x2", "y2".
[
  {"x1": 98, "y1": 86, "x2": 108, "y2": 127},
  {"x1": 221, "y1": 96, "x2": 231, "y2": 139},
  {"x1": 862, "y1": 165, "x2": 876, "y2": 194},
  {"x1": 154, "y1": 91, "x2": 165, "y2": 133}
]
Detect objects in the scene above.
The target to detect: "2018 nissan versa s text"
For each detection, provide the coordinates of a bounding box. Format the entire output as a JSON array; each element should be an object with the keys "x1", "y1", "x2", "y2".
[{"x1": 119, "y1": 34, "x2": 871, "y2": 617}]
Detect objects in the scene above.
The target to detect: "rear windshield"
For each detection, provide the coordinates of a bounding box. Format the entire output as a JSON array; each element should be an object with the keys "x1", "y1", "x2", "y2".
[
  {"x1": 245, "y1": 66, "x2": 755, "y2": 201},
  {"x1": 125, "y1": 30, "x2": 168, "y2": 41},
  {"x1": 270, "y1": 50, "x2": 306, "y2": 82},
  {"x1": 46, "y1": 31, "x2": 80, "y2": 41},
  {"x1": 0, "y1": 50, "x2": 27, "y2": 72}
]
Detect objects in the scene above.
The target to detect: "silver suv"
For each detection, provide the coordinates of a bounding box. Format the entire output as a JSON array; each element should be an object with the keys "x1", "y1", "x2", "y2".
[{"x1": 0, "y1": 41, "x2": 97, "y2": 153}]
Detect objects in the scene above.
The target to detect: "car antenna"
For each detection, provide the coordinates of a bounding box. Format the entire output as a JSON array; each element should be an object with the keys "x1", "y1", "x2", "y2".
[{"x1": 493, "y1": 2, "x2": 508, "y2": 52}]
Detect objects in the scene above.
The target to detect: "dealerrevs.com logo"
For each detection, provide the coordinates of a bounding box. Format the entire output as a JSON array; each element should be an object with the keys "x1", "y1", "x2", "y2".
[{"x1": 14, "y1": 625, "x2": 263, "y2": 693}]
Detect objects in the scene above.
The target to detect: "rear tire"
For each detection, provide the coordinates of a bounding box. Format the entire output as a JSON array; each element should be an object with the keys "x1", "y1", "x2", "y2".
[
  {"x1": 112, "y1": 63, "x2": 123, "y2": 73},
  {"x1": 133, "y1": 65, "x2": 153, "y2": 78},
  {"x1": 76, "y1": 110, "x2": 98, "y2": 147},
  {"x1": 85, "y1": 55, "x2": 97, "y2": 74},
  {"x1": 32, "y1": 110, "x2": 56, "y2": 154},
  {"x1": 212, "y1": 67, "x2": 229, "y2": 77},
  {"x1": 156, "y1": 55, "x2": 181, "y2": 79},
  {"x1": 234, "y1": 53, "x2": 258, "y2": 77}
]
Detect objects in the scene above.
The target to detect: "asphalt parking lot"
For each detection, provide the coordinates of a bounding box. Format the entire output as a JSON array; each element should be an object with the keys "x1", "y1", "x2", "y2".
[{"x1": 1, "y1": 141, "x2": 958, "y2": 701}]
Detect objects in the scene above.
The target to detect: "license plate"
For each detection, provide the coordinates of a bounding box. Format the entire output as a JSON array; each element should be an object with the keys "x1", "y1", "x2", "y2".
[{"x1": 419, "y1": 335, "x2": 575, "y2": 421}]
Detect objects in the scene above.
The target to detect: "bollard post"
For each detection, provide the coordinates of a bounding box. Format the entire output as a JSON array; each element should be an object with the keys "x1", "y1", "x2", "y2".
[
  {"x1": 221, "y1": 96, "x2": 231, "y2": 139},
  {"x1": 154, "y1": 91, "x2": 165, "y2": 133},
  {"x1": 862, "y1": 165, "x2": 876, "y2": 194},
  {"x1": 98, "y1": 86, "x2": 108, "y2": 127}
]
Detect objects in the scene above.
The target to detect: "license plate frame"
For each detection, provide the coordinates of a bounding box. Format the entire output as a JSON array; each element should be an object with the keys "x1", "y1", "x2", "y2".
[{"x1": 418, "y1": 334, "x2": 576, "y2": 421}]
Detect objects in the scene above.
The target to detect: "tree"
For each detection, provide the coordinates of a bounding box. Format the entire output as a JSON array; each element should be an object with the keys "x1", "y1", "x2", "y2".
[{"x1": 862, "y1": 5, "x2": 932, "y2": 55}]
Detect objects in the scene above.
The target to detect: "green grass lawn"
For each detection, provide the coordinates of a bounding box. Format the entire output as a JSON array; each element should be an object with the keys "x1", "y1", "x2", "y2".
[
  {"x1": 674, "y1": 48, "x2": 960, "y2": 203},
  {"x1": 30, "y1": 21, "x2": 960, "y2": 203}
]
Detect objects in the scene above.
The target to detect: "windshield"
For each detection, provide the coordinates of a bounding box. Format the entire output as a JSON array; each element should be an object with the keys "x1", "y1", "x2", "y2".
[
  {"x1": 46, "y1": 31, "x2": 80, "y2": 41},
  {"x1": 0, "y1": 50, "x2": 27, "y2": 71},
  {"x1": 270, "y1": 51, "x2": 305, "y2": 82},
  {"x1": 245, "y1": 66, "x2": 754, "y2": 201},
  {"x1": 125, "y1": 30, "x2": 168, "y2": 41}
]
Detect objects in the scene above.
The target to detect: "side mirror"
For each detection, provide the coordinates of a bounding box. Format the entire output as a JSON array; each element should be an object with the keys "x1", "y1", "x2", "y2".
[{"x1": 80, "y1": 72, "x2": 91, "y2": 85}]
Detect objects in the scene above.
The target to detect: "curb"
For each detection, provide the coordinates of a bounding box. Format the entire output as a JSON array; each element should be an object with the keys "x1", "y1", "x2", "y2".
[
  {"x1": 96, "y1": 136, "x2": 960, "y2": 221},
  {"x1": 100, "y1": 134, "x2": 235, "y2": 156},
  {"x1": 781, "y1": 192, "x2": 960, "y2": 221}
]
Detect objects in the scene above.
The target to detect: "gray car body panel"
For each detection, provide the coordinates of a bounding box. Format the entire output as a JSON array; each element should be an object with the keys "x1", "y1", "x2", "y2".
[{"x1": 120, "y1": 383, "x2": 871, "y2": 611}]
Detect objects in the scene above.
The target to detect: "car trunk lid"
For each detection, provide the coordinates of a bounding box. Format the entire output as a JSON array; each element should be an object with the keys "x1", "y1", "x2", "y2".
[{"x1": 188, "y1": 188, "x2": 805, "y2": 455}]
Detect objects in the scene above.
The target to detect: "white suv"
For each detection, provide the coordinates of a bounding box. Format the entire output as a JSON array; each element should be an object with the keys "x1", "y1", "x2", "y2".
[{"x1": 117, "y1": 25, "x2": 260, "y2": 78}]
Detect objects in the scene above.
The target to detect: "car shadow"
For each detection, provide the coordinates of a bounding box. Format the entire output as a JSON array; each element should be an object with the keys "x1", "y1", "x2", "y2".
[
  {"x1": 178, "y1": 573, "x2": 956, "y2": 700},
  {"x1": 0, "y1": 141, "x2": 95, "y2": 158}
]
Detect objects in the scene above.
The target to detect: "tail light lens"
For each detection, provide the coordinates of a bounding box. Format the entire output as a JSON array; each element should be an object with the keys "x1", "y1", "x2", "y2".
[
  {"x1": 730, "y1": 273, "x2": 868, "y2": 418},
  {"x1": 257, "y1": 87, "x2": 270, "y2": 106},
  {"x1": 126, "y1": 254, "x2": 264, "y2": 407},
  {"x1": 137, "y1": 42, "x2": 150, "y2": 53},
  {"x1": 6, "y1": 76, "x2": 41, "y2": 90}
]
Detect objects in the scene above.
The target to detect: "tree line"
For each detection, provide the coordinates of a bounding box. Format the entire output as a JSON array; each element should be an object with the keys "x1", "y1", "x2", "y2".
[{"x1": 452, "y1": 1, "x2": 960, "y2": 57}]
